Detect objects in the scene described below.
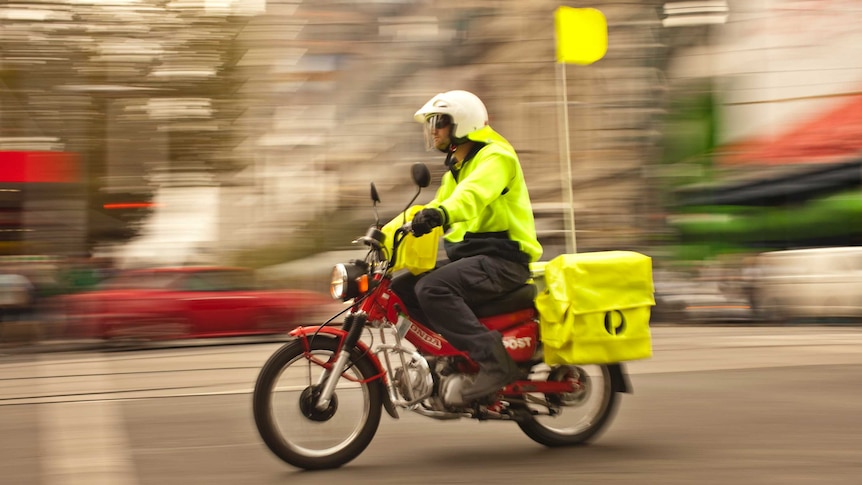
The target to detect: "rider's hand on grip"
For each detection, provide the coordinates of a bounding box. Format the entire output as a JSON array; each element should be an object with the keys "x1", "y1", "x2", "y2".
[{"x1": 410, "y1": 208, "x2": 443, "y2": 237}]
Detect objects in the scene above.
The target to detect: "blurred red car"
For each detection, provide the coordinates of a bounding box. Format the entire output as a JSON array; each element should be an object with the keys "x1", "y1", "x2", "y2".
[{"x1": 60, "y1": 266, "x2": 337, "y2": 341}]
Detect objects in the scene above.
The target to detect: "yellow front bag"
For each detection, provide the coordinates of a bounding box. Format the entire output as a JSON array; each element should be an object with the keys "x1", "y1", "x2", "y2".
[
  {"x1": 380, "y1": 205, "x2": 442, "y2": 275},
  {"x1": 534, "y1": 251, "x2": 656, "y2": 365}
]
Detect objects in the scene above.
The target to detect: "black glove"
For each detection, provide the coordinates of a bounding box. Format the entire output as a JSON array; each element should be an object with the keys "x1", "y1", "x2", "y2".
[{"x1": 411, "y1": 208, "x2": 443, "y2": 236}]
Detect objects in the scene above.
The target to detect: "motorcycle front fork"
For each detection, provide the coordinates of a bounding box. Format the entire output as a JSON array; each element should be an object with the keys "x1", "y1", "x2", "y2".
[{"x1": 313, "y1": 313, "x2": 367, "y2": 411}]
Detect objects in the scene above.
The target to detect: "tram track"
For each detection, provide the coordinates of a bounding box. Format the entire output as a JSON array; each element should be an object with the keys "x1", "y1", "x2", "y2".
[
  {"x1": 0, "y1": 384, "x2": 254, "y2": 407},
  {"x1": 0, "y1": 342, "x2": 282, "y2": 405},
  {"x1": 0, "y1": 364, "x2": 261, "y2": 383}
]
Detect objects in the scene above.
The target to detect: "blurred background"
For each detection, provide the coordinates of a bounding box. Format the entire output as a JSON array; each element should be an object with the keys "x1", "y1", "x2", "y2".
[{"x1": 2, "y1": 0, "x2": 862, "y2": 335}]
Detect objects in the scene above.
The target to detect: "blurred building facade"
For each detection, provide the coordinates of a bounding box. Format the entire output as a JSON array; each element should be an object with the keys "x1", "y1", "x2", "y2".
[
  {"x1": 0, "y1": 0, "x2": 255, "y2": 261},
  {"x1": 13, "y1": 0, "x2": 857, "y2": 269},
  {"x1": 0, "y1": 0, "x2": 673, "y2": 266},
  {"x1": 218, "y1": 0, "x2": 670, "y2": 268}
]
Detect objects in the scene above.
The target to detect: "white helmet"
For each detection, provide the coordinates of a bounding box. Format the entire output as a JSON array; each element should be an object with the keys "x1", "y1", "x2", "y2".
[{"x1": 414, "y1": 90, "x2": 489, "y2": 149}]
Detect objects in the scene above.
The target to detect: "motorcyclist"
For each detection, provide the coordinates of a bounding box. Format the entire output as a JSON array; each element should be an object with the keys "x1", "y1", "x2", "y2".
[{"x1": 392, "y1": 89, "x2": 543, "y2": 402}]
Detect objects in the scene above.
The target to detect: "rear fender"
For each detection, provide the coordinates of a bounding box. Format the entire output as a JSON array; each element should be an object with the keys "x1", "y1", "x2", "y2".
[
  {"x1": 288, "y1": 326, "x2": 399, "y2": 419},
  {"x1": 608, "y1": 363, "x2": 631, "y2": 394}
]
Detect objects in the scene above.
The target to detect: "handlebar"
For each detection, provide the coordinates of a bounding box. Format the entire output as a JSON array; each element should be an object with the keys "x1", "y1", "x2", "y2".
[{"x1": 352, "y1": 222, "x2": 424, "y2": 271}]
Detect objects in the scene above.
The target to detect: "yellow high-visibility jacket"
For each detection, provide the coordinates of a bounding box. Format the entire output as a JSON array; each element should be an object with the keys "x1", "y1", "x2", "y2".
[{"x1": 425, "y1": 126, "x2": 542, "y2": 264}]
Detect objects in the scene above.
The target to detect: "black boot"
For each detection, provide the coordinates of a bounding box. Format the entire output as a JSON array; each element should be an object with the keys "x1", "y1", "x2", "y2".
[{"x1": 461, "y1": 338, "x2": 521, "y2": 403}]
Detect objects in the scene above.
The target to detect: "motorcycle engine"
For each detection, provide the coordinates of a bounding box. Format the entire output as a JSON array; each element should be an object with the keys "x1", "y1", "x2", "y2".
[
  {"x1": 438, "y1": 373, "x2": 474, "y2": 407},
  {"x1": 393, "y1": 355, "x2": 434, "y2": 403}
]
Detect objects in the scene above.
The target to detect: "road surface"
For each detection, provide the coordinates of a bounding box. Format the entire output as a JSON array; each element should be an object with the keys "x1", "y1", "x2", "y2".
[{"x1": 1, "y1": 325, "x2": 860, "y2": 484}]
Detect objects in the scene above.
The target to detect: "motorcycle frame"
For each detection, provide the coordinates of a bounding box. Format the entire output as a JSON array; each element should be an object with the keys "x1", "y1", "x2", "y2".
[
  {"x1": 289, "y1": 272, "x2": 578, "y2": 413},
  {"x1": 360, "y1": 277, "x2": 467, "y2": 357}
]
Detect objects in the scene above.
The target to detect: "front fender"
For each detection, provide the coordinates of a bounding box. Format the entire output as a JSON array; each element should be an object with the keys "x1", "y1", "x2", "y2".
[
  {"x1": 289, "y1": 326, "x2": 399, "y2": 419},
  {"x1": 288, "y1": 326, "x2": 383, "y2": 371}
]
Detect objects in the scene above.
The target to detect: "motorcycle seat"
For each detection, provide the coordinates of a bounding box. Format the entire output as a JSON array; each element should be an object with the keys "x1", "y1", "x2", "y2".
[{"x1": 471, "y1": 283, "x2": 537, "y2": 318}]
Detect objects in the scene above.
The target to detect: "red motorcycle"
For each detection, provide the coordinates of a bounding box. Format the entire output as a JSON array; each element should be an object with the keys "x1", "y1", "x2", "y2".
[{"x1": 252, "y1": 163, "x2": 631, "y2": 470}]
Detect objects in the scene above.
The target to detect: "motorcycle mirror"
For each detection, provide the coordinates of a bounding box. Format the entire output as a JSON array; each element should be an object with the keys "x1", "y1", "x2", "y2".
[
  {"x1": 370, "y1": 182, "x2": 381, "y2": 204},
  {"x1": 400, "y1": 163, "x2": 431, "y2": 228},
  {"x1": 411, "y1": 163, "x2": 431, "y2": 188},
  {"x1": 369, "y1": 182, "x2": 381, "y2": 227}
]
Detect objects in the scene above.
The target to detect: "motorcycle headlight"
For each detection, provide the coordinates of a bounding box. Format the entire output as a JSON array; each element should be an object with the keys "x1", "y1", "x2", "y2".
[{"x1": 330, "y1": 262, "x2": 369, "y2": 301}]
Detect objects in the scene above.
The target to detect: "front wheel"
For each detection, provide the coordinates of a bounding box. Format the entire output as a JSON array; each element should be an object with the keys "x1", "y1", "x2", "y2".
[
  {"x1": 516, "y1": 364, "x2": 619, "y2": 446},
  {"x1": 252, "y1": 335, "x2": 383, "y2": 470}
]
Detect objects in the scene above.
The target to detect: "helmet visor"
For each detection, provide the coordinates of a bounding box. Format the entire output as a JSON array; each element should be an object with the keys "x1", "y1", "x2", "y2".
[{"x1": 423, "y1": 114, "x2": 452, "y2": 151}]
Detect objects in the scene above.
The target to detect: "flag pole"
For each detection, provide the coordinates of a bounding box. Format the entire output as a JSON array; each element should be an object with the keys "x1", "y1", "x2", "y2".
[
  {"x1": 554, "y1": 6, "x2": 606, "y2": 254},
  {"x1": 556, "y1": 60, "x2": 577, "y2": 254}
]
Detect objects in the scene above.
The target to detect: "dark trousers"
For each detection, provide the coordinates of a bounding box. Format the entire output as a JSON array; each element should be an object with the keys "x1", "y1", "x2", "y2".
[{"x1": 389, "y1": 255, "x2": 530, "y2": 363}]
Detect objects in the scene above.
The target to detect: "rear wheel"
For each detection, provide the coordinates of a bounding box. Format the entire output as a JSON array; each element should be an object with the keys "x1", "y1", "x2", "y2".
[
  {"x1": 516, "y1": 364, "x2": 618, "y2": 446},
  {"x1": 253, "y1": 336, "x2": 383, "y2": 470}
]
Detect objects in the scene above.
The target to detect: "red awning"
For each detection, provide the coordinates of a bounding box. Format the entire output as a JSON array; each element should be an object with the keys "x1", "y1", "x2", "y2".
[
  {"x1": 0, "y1": 151, "x2": 80, "y2": 183},
  {"x1": 718, "y1": 94, "x2": 862, "y2": 165}
]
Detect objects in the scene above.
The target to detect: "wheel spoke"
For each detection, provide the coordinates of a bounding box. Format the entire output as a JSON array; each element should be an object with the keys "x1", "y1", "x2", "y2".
[
  {"x1": 271, "y1": 350, "x2": 367, "y2": 455},
  {"x1": 516, "y1": 364, "x2": 618, "y2": 446},
  {"x1": 253, "y1": 338, "x2": 383, "y2": 470}
]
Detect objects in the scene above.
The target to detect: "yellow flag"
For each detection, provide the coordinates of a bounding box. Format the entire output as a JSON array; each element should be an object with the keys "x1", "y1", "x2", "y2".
[{"x1": 554, "y1": 6, "x2": 608, "y2": 65}]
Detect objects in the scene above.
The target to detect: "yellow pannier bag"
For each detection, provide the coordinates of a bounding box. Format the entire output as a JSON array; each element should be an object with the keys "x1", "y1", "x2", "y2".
[
  {"x1": 534, "y1": 251, "x2": 655, "y2": 365},
  {"x1": 381, "y1": 205, "x2": 442, "y2": 275}
]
